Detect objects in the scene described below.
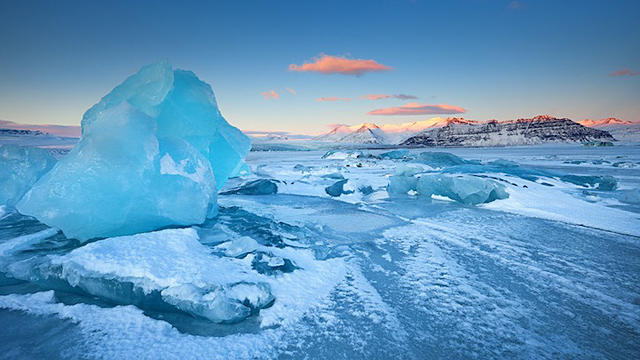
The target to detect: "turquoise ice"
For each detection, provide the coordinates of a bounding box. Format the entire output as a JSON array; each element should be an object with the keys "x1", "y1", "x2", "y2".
[
  {"x1": 0, "y1": 145, "x2": 56, "y2": 207},
  {"x1": 16, "y1": 62, "x2": 250, "y2": 241}
]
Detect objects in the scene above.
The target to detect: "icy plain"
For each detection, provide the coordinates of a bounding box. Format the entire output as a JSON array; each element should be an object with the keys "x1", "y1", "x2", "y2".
[{"x1": 1, "y1": 144, "x2": 639, "y2": 359}]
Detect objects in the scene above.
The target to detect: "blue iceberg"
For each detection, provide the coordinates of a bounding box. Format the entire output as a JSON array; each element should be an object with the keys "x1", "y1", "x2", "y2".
[
  {"x1": 16, "y1": 62, "x2": 250, "y2": 241},
  {"x1": 0, "y1": 145, "x2": 56, "y2": 207},
  {"x1": 221, "y1": 179, "x2": 278, "y2": 195}
]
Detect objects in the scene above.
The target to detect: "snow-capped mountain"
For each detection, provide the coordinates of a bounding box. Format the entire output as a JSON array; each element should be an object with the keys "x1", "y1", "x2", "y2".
[
  {"x1": 402, "y1": 115, "x2": 614, "y2": 146},
  {"x1": 579, "y1": 118, "x2": 640, "y2": 142},
  {"x1": 315, "y1": 115, "x2": 615, "y2": 146},
  {"x1": 314, "y1": 117, "x2": 474, "y2": 144}
]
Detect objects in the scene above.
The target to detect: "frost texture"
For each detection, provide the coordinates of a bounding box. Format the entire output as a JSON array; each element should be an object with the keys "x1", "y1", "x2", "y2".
[
  {"x1": 0, "y1": 145, "x2": 56, "y2": 206},
  {"x1": 16, "y1": 62, "x2": 250, "y2": 240}
]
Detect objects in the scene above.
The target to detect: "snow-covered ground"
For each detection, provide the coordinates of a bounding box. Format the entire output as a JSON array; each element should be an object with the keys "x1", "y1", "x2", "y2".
[{"x1": 1, "y1": 144, "x2": 639, "y2": 359}]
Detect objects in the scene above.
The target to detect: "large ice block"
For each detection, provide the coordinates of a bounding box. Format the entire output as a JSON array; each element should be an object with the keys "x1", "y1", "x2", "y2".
[{"x1": 17, "y1": 62, "x2": 250, "y2": 241}]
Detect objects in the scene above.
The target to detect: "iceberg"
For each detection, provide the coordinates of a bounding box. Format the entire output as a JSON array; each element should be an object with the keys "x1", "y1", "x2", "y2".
[
  {"x1": 0, "y1": 145, "x2": 56, "y2": 207},
  {"x1": 16, "y1": 62, "x2": 250, "y2": 241}
]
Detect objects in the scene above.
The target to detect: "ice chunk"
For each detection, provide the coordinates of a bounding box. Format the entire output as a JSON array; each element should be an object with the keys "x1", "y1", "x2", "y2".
[
  {"x1": 559, "y1": 175, "x2": 617, "y2": 191},
  {"x1": 161, "y1": 282, "x2": 273, "y2": 323},
  {"x1": 221, "y1": 179, "x2": 278, "y2": 195},
  {"x1": 321, "y1": 150, "x2": 363, "y2": 160},
  {"x1": 388, "y1": 172, "x2": 508, "y2": 205},
  {"x1": 0, "y1": 145, "x2": 56, "y2": 206},
  {"x1": 325, "y1": 179, "x2": 354, "y2": 197},
  {"x1": 618, "y1": 189, "x2": 640, "y2": 205},
  {"x1": 358, "y1": 185, "x2": 375, "y2": 195},
  {"x1": 16, "y1": 62, "x2": 250, "y2": 241},
  {"x1": 47, "y1": 228, "x2": 273, "y2": 323},
  {"x1": 215, "y1": 236, "x2": 260, "y2": 257},
  {"x1": 416, "y1": 151, "x2": 480, "y2": 168},
  {"x1": 416, "y1": 175, "x2": 509, "y2": 205},
  {"x1": 380, "y1": 149, "x2": 411, "y2": 160}
]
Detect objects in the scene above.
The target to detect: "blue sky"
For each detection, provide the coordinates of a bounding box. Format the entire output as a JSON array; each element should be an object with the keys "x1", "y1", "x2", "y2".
[{"x1": 0, "y1": 0, "x2": 638, "y2": 134}]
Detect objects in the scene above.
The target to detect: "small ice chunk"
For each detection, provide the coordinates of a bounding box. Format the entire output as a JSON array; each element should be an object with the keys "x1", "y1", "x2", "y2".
[
  {"x1": 221, "y1": 179, "x2": 278, "y2": 195},
  {"x1": 380, "y1": 149, "x2": 410, "y2": 160},
  {"x1": 388, "y1": 172, "x2": 509, "y2": 205},
  {"x1": 267, "y1": 256, "x2": 286, "y2": 268},
  {"x1": 325, "y1": 179, "x2": 355, "y2": 197},
  {"x1": 417, "y1": 175, "x2": 509, "y2": 205},
  {"x1": 216, "y1": 236, "x2": 260, "y2": 257},
  {"x1": 559, "y1": 175, "x2": 617, "y2": 191},
  {"x1": 416, "y1": 151, "x2": 479, "y2": 168},
  {"x1": 0, "y1": 145, "x2": 56, "y2": 206}
]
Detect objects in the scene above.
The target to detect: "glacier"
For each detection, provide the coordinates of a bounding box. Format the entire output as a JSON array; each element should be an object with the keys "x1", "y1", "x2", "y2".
[{"x1": 16, "y1": 62, "x2": 250, "y2": 241}]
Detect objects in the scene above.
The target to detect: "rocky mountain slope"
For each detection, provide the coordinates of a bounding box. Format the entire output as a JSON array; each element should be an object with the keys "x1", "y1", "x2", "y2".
[{"x1": 402, "y1": 115, "x2": 614, "y2": 146}]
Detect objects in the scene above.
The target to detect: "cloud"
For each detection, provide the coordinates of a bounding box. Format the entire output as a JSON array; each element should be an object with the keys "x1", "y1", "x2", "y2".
[
  {"x1": 609, "y1": 68, "x2": 639, "y2": 77},
  {"x1": 508, "y1": 1, "x2": 523, "y2": 10},
  {"x1": 317, "y1": 97, "x2": 351, "y2": 102},
  {"x1": 367, "y1": 102, "x2": 466, "y2": 116},
  {"x1": 0, "y1": 119, "x2": 81, "y2": 138},
  {"x1": 286, "y1": 87, "x2": 297, "y2": 95},
  {"x1": 261, "y1": 90, "x2": 279, "y2": 100},
  {"x1": 361, "y1": 94, "x2": 418, "y2": 100},
  {"x1": 289, "y1": 54, "x2": 391, "y2": 76}
]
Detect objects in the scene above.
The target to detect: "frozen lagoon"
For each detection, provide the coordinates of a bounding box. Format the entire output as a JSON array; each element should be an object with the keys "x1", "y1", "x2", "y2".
[{"x1": 1, "y1": 144, "x2": 639, "y2": 359}]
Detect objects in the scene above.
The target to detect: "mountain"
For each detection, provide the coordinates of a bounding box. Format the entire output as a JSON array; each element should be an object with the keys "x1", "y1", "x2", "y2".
[
  {"x1": 314, "y1": 117, "x2": 475, "y2": 144},
  {"x1": 402, "y1": 115, "x2": 614, "y2": 147},
  {"x1": 579, "y1": 117, "x2": 640, "y2": 142},
  {"x1": 0, "y1": 127, "x2": 78, "y2": 148}
]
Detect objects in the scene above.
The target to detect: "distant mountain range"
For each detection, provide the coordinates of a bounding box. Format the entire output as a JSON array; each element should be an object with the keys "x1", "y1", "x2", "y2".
[
  {"x1": 578, "y1": 118, "x2": 640, "y2": 142},
  {"x1": 314, "y1": 115, "x2": 630, "y2": 146}
]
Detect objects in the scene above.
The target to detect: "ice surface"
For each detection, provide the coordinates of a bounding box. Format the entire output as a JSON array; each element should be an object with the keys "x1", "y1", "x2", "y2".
[
  {"x1": 0, "y1": 145, "x2": 56, "y2": 206},
  {"x1": 16, "y1": 62, "x2": 250, "y2": 241},
  {"x1": 221, "y1": 179, "x2": 278, "y2": 195},
  {"x1": 2, "y1": 144, "x2": 640, "y2": 358}
]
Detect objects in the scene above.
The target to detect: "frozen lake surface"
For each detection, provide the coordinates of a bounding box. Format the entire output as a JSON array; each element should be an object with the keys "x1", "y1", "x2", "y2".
[{"x1": 1, "y1": 144, "x2": 639, "y2": 359}]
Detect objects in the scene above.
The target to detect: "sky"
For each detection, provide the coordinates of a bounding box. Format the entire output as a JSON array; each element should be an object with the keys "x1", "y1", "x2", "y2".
[{"x1": 0, "y1": 0, "x2": 638, "y2": 135}]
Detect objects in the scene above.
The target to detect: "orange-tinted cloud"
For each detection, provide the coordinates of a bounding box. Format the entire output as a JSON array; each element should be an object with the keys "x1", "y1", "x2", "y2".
[
  {"x1": 289, "y1": 54, "x2": 391, "y2": 76},
  {"x1": 286, "y1": 87, "x2": 297, "y2": 95},
  {"x1": 261, "y1": 90, "x2": 279, "y2": 99},
  {"x1": 361, "y1": 94, "x2": 418, "y2": 100},
  {"x1": 367, "y1": 102, "x2": 466, "y2": 116},
  {"x1": 317, "y1": 97, "x2": 351, "y2": 102},
  {"x1": 609, "y1": 68, "x2": 639, "y2": 77}
]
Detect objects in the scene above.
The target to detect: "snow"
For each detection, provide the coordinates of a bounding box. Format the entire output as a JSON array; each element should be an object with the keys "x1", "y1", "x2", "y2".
[{"x1": 16, "y1": 62, "x2": 250, "y2": 241}]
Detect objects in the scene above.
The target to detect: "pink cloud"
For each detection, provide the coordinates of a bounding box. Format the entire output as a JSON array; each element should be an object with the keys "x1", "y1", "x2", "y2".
[
  {"x1": 286, "y1": 87, "x2": 297, "y2": 95},
  {"x1": 367, "y1": 102, "x2": 466, "y2": 116},
  {"x1": 261, "y1": 90, "x2": 279, "y2": 100},
  {"x1": 609, "y1": 68, "x2": 639, "y2": 77},
  {"x1": 317, "y1": 97, "x2": 351, "y2": 102},
  {"x1": 289, "y1": 54, "x2": 391, "y2": 76},
  {"x1": 361, "y1": 94, "x2": 418, "y2": 100}
]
